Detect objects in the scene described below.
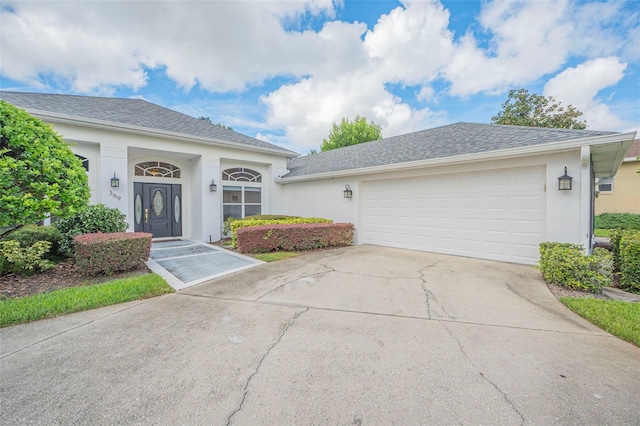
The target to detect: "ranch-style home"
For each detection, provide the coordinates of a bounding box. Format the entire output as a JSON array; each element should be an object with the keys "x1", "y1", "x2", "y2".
[
  {"x1": 1, "y1": 91, "x2": 636, "y2": 265},
  {"x1": 595, "y1": 139, "x2": 640, "y2": 215}
]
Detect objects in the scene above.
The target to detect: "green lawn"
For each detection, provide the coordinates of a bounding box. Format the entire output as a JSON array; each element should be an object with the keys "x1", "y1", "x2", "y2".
[
  {"x1": 0, "y1": 273, "x2": 173, "y2": 327},
  {"x1": 594, "y1": 229, "x2": 612, "y2": 237},
  {"x1": 560, "y1": 297, "x2": 640, "y2": 347},
  {"x1": 252, "y1": 251, "x2": 299, "y2": 262}
]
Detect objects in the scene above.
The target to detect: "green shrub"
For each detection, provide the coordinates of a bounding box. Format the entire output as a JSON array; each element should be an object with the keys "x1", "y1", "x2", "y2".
[
  {"x1": 237, "y1": 223, "x2": 354, "y2": 253},
  {"x1": 1, "y1": 225, "x2": 62, "y2": 258},
  {"x1": 538, "y1": 242, "x2": 612, "y2": 293},
  {"x1": 230, "y1": 217, "x2": 332, "y2": 247},
  {"x1": 610, "y1": 230, "x2": 640, "y2": 271},
  {"x1": 54, "y1": 204, "x2": 128, "y2": 255},
  {"x1": 595, "y1": 213, "x2": 640, "y2": 230},
  {"x1": 74, "y1": 232, "x2": 152, "y2": 276},
  {"x1": 0, "y1": 240, "x2": 55, "y2": 276},
  {"x1": 223, "y1": 215, "x2": 302, "y2": 238},
  {"x1": 619, "y1": 236, "x2": 640, "y2": 293}
]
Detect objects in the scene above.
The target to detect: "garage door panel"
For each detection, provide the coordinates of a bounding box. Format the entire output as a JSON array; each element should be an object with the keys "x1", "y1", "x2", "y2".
[{"x1": 362, "y1": 167, "x2": 545, "y2": 264}]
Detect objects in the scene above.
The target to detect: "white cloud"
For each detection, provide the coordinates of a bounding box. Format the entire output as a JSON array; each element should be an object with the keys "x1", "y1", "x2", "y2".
[
  {"x1": 543, "y1": 57, "x2": 628, "y2": 130},
  {"x1": 1, "y1": 0, "x2": 637, "y2": 147},
  {"x1": 261, "y1": 72, "x2": 447, "y2": 150}
]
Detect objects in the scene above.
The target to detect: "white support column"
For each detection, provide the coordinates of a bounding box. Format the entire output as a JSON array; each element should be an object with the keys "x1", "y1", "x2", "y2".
[
  {"x1": 200, "y1": 156, "x2": 221, "y2": 242},
  {"x1": 99, "y1": 146, "x2": 129, "y2": 228},
  {"x1": 580, "y1": 145, "x2": 591, "y2": 252}
]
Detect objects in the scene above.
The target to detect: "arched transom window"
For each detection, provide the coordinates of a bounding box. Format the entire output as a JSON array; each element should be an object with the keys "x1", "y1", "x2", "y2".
[
  {"x1": 135, "y1": 161, "x2": 181, "y2": 178},
  {"x1": 222, "y1": 167, "x2": 262, "y2": 182}
]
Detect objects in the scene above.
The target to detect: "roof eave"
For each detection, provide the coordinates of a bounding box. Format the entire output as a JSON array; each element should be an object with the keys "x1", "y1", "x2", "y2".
[
  {"x1": 26, "y1": 109, "x2": 299, "y2": 158},
  {"x1": 276, "y1": 131, "x2": 637, "y2": 183}
]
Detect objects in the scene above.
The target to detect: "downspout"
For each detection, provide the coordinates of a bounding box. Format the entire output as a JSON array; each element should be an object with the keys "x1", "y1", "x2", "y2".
[{"x1": 580, "y1": 146, "x2": 591, "y2": 252}]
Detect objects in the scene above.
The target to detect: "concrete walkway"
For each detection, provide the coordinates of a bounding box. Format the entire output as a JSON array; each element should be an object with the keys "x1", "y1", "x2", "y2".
[
  {"x1": 147, "y1": 239, "x2": 263, "y2": 290},
  {"x1": 1, "y1": 245, "x2": 639, "y2": 425}
]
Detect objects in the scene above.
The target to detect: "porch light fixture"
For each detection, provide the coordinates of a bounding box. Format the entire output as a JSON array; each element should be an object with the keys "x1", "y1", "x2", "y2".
[
  {"x1": 343, "y1": 184, "x2": 353, "y2": 199},
  {"x1": 209, "y1": 179, "x2": 217, "y2": 192},
  {"x1": 557, "y1": 167, "x2": 573, "y2": 191},
  {"x1": 110, "y1": 172, "x2": 120, "y2": 188}
]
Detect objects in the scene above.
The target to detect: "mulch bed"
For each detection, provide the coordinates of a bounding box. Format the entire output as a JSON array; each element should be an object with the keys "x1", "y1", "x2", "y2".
[{"x1": 0, "y1": 260, "x2": 149, "y2": 300}]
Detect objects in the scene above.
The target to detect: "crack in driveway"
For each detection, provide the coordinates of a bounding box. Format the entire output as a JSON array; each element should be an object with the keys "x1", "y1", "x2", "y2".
[
  {"x1": 226, "y1": 307, "x2": 308, "y2": 425},
  {"x1": 441, "y1": 322, "x2": 526, "y2": 426}
]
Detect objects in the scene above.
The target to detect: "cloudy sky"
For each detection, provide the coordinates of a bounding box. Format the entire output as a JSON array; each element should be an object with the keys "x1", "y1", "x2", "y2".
[{"x1": 1, "y1": 0, "x2": 638, "y2": 153}]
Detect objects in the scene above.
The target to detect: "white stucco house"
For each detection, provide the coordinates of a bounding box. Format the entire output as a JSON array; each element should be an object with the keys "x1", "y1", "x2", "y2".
[{"x1": 1, "y1": 91, "x2": 636, "y2": 265}]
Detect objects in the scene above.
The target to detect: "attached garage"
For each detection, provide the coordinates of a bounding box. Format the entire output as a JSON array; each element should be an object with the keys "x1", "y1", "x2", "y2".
[
  {"x1": 361, "y1": 167, "x2": 545, "y2": 264},
  {"x1": 280, "y1": 122, "x2": 636, "y2": 265}
]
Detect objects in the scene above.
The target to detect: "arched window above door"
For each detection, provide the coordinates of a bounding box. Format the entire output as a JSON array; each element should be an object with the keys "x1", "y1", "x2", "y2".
[
  {"x1": 222, "y1": 167, "x2": 262, "y2": 183},
  {"x1": 75, "y1": 154, "x2": 89, "y2": 171},
  {"x1": 135, "y1": 161, "x2": 181, "y2": 178}
]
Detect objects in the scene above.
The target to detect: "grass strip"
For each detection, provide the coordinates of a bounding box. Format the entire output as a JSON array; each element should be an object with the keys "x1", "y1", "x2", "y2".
[
  {"x1": 0, "y1": 273, "x2": 173, "y2": 327},
  {"x1": 594, "y1": 229, "x2": 612, "y2": 237},
  {"x1": 560, "y1": 297, "x2": 640, "y2": 347},
  {"x1": 252, "y1": 251, "x2": 299, "y2": 262}
]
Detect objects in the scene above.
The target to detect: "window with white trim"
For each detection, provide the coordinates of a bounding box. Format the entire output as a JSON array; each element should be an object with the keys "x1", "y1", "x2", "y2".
[
  {"x1": 597, "y1": 178, "x2": 613, "y2": 193},
  {"x1": 222, "y1": 168, "x2": 262, "y2": 220}
]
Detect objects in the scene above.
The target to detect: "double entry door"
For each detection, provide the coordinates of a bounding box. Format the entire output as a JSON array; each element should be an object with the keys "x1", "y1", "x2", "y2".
[{"x1": 133, "y1": 183, "x2": 182, "y2": 238}]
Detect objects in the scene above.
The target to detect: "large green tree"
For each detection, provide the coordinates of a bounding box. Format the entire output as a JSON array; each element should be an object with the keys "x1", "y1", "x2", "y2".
[
  {"x1": 492, "y1": 88, "x2": 587, "y2": 129},
  {"x1": 198, "y1": 116, "x2": 234, "y2": 131},
  {"x1": 319, "y1": 115, "x2": 382, "y2": 152},
  {"x1": 0, "y1": 101, "x2": 89, "y2": 232}
]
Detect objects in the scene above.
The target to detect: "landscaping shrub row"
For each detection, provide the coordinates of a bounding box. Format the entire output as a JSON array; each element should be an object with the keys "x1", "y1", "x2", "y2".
[
  {"x1": 237, "y1": 223, "x2": 354, "y2": 253},
  {"x1": 74, "y1": 232, "x2": 152, "y2": 276},
  {"x1": 610, "y1": 230, "x2": 640, "y2": 292},
  {"x1": 595, "y1": 213, "x2": 640, "y2": 230},
  {"x1": 229, "y1": 217, "x2": 332, "y2": 247},
  {"x1": 538, "y1": 242, "x2": 613, "y2": 293}
]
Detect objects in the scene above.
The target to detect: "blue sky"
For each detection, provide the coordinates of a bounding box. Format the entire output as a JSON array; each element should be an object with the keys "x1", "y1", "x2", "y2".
[{"x1": 1, "y1": 0, "x2": 638, "y2": 153}]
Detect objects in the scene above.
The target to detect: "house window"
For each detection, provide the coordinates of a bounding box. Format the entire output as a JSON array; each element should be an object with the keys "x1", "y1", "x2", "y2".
[
  {"x1": 597, "y1": 177, "x2": 613, "y2": 193},
  {"x1": 222, "y1": 168, "x2": 263, "y2": 221},
  {"x1": 75, "y1": 154, "x2": 89, "y2": 171},
  {"x1": 223, "y1": 186, "x2": 262, "y2": 221},
  {"x1": 135, "y1": 161, "x2": 181, "y2": 178},
  {"x1": 222, "y1": 167, "x2": 262, "y2": 182}
]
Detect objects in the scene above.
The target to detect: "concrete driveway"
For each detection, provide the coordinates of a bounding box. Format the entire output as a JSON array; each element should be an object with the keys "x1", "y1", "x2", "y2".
[{"x1": 1, "y1": 245, "x2": 639, "y2": 425}]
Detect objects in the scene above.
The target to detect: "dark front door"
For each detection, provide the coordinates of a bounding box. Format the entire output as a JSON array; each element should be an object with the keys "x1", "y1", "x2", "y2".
[{"x1": 134, "y1": 182, "x2": 182, "y2": 238}]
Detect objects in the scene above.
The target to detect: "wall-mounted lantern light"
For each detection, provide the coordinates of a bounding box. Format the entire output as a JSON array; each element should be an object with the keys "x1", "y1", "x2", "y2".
[
  {"x1": 557, "y1": 167, "x2": 573, "y2": 191},
  {"x1": 110, "y1": 172, "x2": 120, "y2": 188},
  {"x1": 343, "y1": 184, "x2": 353, "y2": 199},
  {"x1": 209, "y1": 179, "x2": 218, "y2": 192}
]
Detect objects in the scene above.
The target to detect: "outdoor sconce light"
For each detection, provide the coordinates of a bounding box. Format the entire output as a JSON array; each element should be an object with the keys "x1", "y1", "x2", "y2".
[
  {"x1": 110, "y1": 172, "x2": 120, "y2": 188},
  {"x1": 343, "y1": 184, "x2": 353, "y2": 199},
  {"x1": 209, "y1": 179, "x2": 217, "y2": 192},
  {"x1": 558, "y1": 167, "x2": 573, "y2": 191}
]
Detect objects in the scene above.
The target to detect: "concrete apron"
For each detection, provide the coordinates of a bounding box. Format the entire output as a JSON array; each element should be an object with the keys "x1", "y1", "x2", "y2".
[
  {"x1": 1, "y1": 245, "x2": 639, "y2": 425},
  {"x1": 146, "y1": 239, "x2": 263, "y2": 290}
]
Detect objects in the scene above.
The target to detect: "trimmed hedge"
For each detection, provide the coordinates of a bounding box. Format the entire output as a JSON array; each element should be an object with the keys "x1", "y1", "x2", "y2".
[
  {"x1": 55, "y1": 204, "x2": 128, "y2": 256},
  {"x1": 74, "y1": 232, "x2": 152, "y2": 276},
  {"x1": 539, "y1": 242, "x2": 613, "y2": 293},
  {"x1": 619, "y1": 236, "x2": 640, "y2": 293},
  {"x1": 595, "y1": 213, "x2": 640, "y2": 230},
  {"x1": 230, "y1": 217, "x2": 332, "y2": 247},
  {"x1": 237, "y1": 223, "x2": 354, "y2": 253}
]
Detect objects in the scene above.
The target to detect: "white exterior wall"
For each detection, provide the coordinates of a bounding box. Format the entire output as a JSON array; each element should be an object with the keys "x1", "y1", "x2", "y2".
[
  {"x1": 281, "y1": 150, "x2": 588, "y2": 249},
  {"x1": 50, "y1": 122, "x2": 289, "y2": 242}
]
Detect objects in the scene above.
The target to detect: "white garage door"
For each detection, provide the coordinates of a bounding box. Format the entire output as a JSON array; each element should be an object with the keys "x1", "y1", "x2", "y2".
[{"x1": 362, "y1": 167, "x2": 546, "y2": 264}]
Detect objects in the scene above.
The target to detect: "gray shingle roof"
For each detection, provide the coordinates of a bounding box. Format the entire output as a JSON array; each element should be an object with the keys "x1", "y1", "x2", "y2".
[
  {"x1": 284, "y1": 122, "x2": 618, "y2": 178},
  {"x1": 0, "y1": 91, "x2": 297, "y2": 156}
]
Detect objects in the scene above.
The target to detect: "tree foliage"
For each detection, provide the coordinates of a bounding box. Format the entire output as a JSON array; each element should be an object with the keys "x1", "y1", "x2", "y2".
[
  {"x1": 198, "y1": 116, "x2": 234, "y2": 131},
  {"x1": 492, "y1": 89, "x2": 587, "y2": 129},
  {"x1": 320, "y1": 115, "x2": 382, "y2": 152},
  {"x1": 0, "y1": 101, "x2": 89, "y2": 230}
]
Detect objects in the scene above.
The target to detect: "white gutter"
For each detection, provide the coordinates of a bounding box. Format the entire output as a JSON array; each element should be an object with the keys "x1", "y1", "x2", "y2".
[
  {"x1": 276, "y1": 131, "x2": 636, "y2": 184},
  {"x1": 26, "y1": 109, "x2": 299, "y2": 158}
]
